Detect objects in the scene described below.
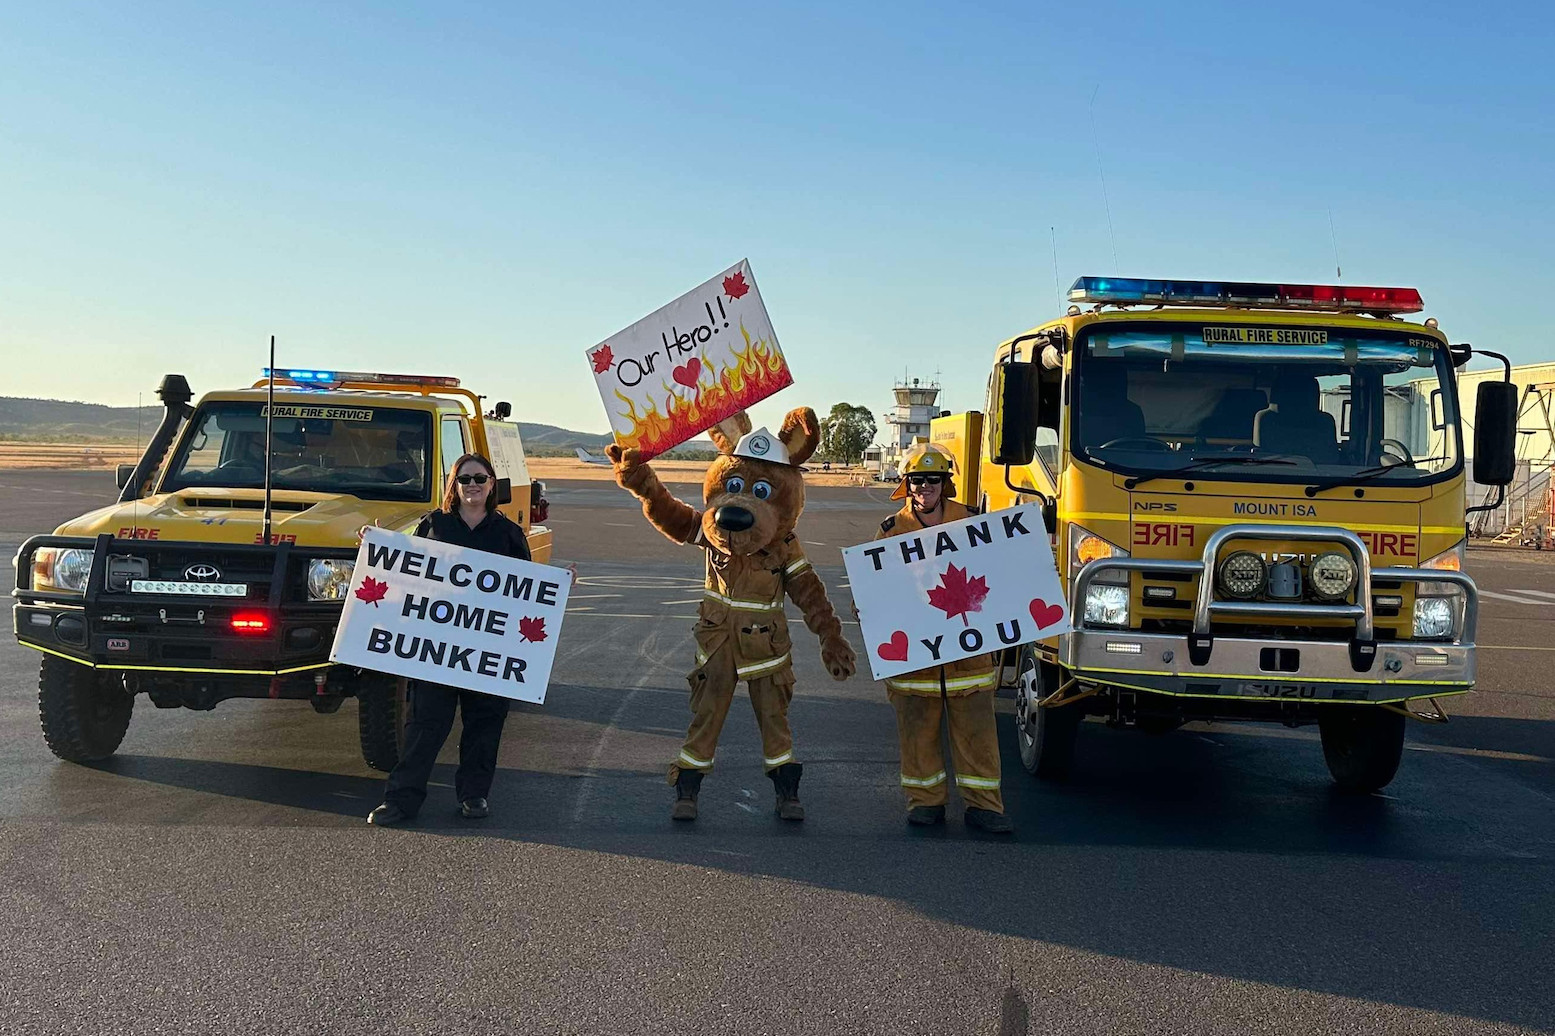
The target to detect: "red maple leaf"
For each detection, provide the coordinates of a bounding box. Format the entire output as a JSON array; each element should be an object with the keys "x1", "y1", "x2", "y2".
[
  {"x1": 722, "y1": 271, "x2": 750, "y2": 300},
  {"x1": 925, "y1": 564, "x2": 989, "y2": 626},
  {"x1": 518, "y1": 615, "x2": 547, "y2": 643},
  {"x1": 355, "y1": 576, "x2": 389, "y2": 607},
  {"x1": 590, "y1": 344, "x2": 615, "y2": 374}
]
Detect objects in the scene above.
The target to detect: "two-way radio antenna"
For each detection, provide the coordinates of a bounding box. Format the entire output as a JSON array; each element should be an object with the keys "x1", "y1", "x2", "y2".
[
  {"x1": 1327, "y1": 207, "x2": 1343, "y2": 282},
  {"x1": 262, "y1": 335, "x2": 275, "y2": 547},
  {"x1": 1089, "y1": 85, "x2": 1120, "y2": 275},
  {"x1": 1050, "y1": 226, "x2": 1063, "y2": 311}
]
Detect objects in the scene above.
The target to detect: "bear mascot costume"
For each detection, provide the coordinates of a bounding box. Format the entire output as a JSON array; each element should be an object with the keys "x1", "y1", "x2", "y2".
[{"x1": 607, "y1": 407, "x2": 857, "y2": 822}]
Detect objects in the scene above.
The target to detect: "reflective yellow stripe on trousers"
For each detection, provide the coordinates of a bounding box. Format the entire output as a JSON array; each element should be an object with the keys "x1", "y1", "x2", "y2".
[{"x1": 885, "y1": 672, "x2": 998, "y2": 694}]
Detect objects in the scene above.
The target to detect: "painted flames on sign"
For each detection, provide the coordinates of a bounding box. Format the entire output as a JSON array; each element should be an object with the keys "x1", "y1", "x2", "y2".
[{"x1": 612, "y1": 324, "x2": 793, "y2": 459}]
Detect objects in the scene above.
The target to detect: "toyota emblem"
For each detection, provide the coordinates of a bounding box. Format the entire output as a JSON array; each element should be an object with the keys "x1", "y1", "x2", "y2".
[{"x1": 184, "y1": 564, "x2": 222, "y2": 582}]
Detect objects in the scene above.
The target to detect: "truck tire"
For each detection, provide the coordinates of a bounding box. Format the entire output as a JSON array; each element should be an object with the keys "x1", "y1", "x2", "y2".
[
  {"x1": 38, "y1": 656, "x2": 133, "y2": 763},
  {"x1": 358, "y1": 675, "x2": 408, "y2": 773},
  {"x1": 1319, "y1": 707, "x2": 1406, "y2": 793},
  {"x1": 1013, "y1": 645, "x2": 1081, "y2": 779}
]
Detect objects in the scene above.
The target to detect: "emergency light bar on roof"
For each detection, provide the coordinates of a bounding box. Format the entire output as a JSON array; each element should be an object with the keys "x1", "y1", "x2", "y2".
[
  {"x1": 1068, "y1": 277, "x2": 1424, "y2": 315},
  {"x1": 262, "y1": 369, "x2": 461, "y2": 388}
]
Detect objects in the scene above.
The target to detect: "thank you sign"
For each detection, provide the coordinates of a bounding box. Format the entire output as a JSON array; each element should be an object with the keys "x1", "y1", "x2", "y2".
[
  {"x1": 842, "y1": 505, "x2": 1071, "y2": 681},
  {"x1": 585, "y1": 259, "x2": 794, "y2": 460},
  {"x1": 330, "y1": 528, "x2": 571, "y2": 704}
]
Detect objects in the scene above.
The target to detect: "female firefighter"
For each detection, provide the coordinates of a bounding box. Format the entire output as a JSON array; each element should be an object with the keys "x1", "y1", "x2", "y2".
[{"x1": 873, "y1": 443, "x2": 1013, "y2": 833}]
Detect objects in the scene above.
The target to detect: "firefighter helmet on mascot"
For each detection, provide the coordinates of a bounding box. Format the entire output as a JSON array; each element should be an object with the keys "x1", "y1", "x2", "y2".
[{"x1": 891, "y1": 442, "x2": 958, "y2": 501}]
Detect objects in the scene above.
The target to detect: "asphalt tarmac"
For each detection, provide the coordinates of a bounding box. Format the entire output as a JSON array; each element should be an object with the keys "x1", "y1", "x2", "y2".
[{"x1": 1, "y1": 470, "x2": 1552, "y2": 1035}]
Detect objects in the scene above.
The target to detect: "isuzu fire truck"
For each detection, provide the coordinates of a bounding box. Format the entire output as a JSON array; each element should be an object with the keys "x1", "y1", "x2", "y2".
[
  {"x1": 13, "y1": 369, "x2": 552, "y2": 772},
  {"x1": 933, "y1": 277, "x2": 1518, "y2": 791}
]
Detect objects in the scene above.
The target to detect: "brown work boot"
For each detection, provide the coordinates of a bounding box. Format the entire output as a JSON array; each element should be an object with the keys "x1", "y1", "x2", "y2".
[
  {"x1": 671, "y1": 769, "x2": 703, "y2": 821},
  {"x1": 770, "y1": 762, "x2": 805, "y2": 821}
]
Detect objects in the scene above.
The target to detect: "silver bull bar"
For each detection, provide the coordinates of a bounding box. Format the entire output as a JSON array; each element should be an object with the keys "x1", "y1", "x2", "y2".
[{"x1": 1063, "y1": 523, "x2": 1479, "y2": 704}]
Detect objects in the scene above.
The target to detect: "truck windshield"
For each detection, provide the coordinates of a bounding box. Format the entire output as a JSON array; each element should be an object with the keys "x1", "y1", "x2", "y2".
[
  {"x1": 1071, "y1": 324, "x2": 1461, "y2": 489},
  {"x1": 160, "y1": 403, "x2": 433, "y2": 501}
]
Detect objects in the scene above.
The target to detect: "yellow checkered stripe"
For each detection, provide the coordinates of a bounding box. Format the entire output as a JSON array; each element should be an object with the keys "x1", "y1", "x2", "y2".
[
  {"x1": 955, "y1": 773, "x2": 1001, "y2": 790},
  {"x1": 703, "y1": 589, "x2": 784, "y2": 611},
  {"x1": 900, "y1": 770, "x2": 947, "y2": 788},
  {"x1": 884, "y1": 671, "x2": 998, "y2": 694}
]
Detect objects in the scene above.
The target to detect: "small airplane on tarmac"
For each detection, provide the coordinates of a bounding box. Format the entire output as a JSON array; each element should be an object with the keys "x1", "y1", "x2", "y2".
[{"x1": 575, "y1": 447, "x2": 609, "y2": 465}]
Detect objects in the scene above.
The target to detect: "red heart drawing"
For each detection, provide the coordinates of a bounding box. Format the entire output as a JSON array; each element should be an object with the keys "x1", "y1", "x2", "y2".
[
  {"x1": 672, "y1": 358, "x2": 702, "y2": 388},
  {"x1": 1029, "y1": 599, "x2": 1065, "y2": 630},
  {"x1": 876, "y1": 630, "x2": 909, "y2": 662}
]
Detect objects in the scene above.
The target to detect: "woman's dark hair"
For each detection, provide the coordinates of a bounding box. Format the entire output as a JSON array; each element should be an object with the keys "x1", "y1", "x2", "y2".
[{"x1": 441, "y1": 453, "x2": 500, "y2": 515}]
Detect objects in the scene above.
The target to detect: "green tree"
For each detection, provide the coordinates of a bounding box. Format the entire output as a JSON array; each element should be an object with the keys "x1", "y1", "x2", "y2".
[{"x1": 819, "y1": 403, "x2": 877, "y2": 466}]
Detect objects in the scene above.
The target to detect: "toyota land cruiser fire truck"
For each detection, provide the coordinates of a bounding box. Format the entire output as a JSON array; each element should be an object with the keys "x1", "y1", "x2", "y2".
[{"x1": 14, "y1": 368, "x2": 553, "y2": 772}]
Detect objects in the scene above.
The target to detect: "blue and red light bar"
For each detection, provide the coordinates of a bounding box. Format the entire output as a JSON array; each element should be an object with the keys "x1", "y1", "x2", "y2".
[
  {"x1": 262, "y1": 369, "x2": 461, "y2": 388},
  {"x1": 1068, "y1": 277, "x2": 1423, "y2": 314}
]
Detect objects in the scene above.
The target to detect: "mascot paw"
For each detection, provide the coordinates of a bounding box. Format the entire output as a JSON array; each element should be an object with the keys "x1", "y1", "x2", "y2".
[
  {"x1": 605, "y1": 445, "x2": 648, "y2": 487},
  {"x1": 821, "y1": 636, "x2": 857, "y2": 682}
]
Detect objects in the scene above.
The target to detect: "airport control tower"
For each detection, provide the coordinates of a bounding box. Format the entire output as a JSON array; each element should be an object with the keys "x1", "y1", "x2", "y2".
[{"x1": 883, "y1": 377, "x2": 942, "y2": 449}]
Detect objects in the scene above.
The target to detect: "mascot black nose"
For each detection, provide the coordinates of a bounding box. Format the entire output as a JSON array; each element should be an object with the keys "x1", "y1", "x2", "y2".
[{"x1": 714, "y1": 505, "x2": 755, "y2": 532}]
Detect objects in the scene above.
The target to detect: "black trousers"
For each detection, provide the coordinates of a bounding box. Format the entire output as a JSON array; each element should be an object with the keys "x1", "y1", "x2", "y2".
[{"x1": 383, "y1": 681, "x2": 512, "y2": 815}]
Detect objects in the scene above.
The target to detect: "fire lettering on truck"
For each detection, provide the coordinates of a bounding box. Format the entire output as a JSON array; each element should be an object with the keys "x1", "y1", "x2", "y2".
[
  {"x1": 116, "y1": 527, "x2": 160, "y2": 539},
  {"x1": 1133, "y1": 522, "x2": 1195, "y2": 548},
  {"x1": 1357, "y1": 531, "x2": 1418, "y2": 558}
]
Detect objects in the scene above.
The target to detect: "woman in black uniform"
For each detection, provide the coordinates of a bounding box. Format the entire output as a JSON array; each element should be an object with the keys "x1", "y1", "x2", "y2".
[{"x1": 367, "y1": 453, "x2": 531, "y2": 826}]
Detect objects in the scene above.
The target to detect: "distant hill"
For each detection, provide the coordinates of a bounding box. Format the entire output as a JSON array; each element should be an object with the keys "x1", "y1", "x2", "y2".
[{"x1": 0, "y1": 396, "x2": 713, "y2": 458}]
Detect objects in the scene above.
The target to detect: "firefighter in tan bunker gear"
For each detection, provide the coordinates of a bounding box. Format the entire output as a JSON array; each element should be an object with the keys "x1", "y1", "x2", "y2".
[
  {"x1": 607, "y1": 409, "x2": 857, "y2": 823},
  {"x1": 875, "y1": 443, "x2": 1013, "y2": 833}
]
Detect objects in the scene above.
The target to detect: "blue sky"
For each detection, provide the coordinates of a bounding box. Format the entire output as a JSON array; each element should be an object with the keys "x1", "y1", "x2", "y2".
[{"x1": 4, "y1": 1, "x2": 1552, "y2": 437}]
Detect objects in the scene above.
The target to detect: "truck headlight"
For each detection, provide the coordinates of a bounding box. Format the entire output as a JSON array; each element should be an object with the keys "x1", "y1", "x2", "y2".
[
  {"x1": 1083, "y1": 584, "x2": 1130, "y2": 627},
  {"x1": 33, "y1": 547, "x2": 93, "y2": 593},
  {"x1": 1308, "y1": 551, "x2": 1357, "y2": 600},
  {"x1": 1412, "y1": 597, "x2": 1455, "y2": 640},
  {"x1": 307, "y1": 559, "x2": 355, "y2": 601}
]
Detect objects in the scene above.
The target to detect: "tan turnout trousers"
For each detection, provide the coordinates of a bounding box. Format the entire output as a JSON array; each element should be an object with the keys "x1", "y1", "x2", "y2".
[
  {"x1": 889, "y1": 686, "x2": 1004, "y2": 812},
  {"x1": 668, "y1": 532, "x2": 809, "y2": 782}
]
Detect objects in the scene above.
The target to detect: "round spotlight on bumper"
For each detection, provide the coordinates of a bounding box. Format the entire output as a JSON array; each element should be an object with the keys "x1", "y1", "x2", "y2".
[
  {"x1": 1309, "y1": 551, "x2": 1358, "y2": 600},
  {"x1": 1218, "y1": 551, "x2": 1268, "y2": 599}
]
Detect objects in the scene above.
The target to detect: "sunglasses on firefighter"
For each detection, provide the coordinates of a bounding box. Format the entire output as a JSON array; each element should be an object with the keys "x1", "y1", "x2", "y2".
[
  {"x1": 455, "y1": 473, "x2": 491, "y2": 485},
  {"x1": 905, "y1": 474, "x2": 946, "y2": 487}
]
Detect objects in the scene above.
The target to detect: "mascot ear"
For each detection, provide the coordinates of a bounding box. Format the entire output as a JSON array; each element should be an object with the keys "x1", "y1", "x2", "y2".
[
  {"x1": 778, "y1": 407, "x2": 820, "y2": 467},
  {"x1": 708, "y1": 412, "x2": 753, "y2": 455}
]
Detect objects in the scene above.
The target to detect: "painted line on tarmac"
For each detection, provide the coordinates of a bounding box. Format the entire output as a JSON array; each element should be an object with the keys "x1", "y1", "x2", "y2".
[
  {"x1": 1481, "y1": 644, "x2": 1555, "y2": 651},
  {"x1": 1509, "y1": 588, "x2": 1555, "y2": 600},
  {"x1": 1479, "y1": 589, "x2": 1549, "y2": 605}
]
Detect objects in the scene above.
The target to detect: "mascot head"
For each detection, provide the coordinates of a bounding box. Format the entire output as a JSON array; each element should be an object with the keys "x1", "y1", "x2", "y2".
[{"x1": 699, "y1": 407, "x2": 819, "y2": 557}]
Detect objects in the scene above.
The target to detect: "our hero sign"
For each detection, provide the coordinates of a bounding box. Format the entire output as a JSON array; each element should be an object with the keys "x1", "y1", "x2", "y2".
[
  {"x1": 585, "y1": 259, "x2": 793, "y2": 460},
  {"x1": 842, "y1": 505, "x2": 1071, "y2": 681},
  {"x1": 330, "y1": 528, "x2": 571, "y2": 704}
]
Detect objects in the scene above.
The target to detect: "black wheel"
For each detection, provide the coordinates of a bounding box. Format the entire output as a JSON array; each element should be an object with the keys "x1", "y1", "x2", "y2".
[
  {"x1": 1319, "y1": 707, "x2": 1406, "y2": 793},
  {"x1": 1012, "y1": 645, "x2": 1081, "y2": 779},
  {"x1": 357, "y1": 674, "x2": 408, "y2": 772},
  {"x1": 38, "y1": 656, "x2": 133, "y2": 762}
]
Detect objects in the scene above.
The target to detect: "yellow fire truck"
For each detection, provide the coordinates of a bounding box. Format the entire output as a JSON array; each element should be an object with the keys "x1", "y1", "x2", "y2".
[
  {"x1": 933, "y1": 277, "x2": 1519, "y2": 791},
  {"x1": 13, "y1": 368, "x2": 552, "y2": 771}
]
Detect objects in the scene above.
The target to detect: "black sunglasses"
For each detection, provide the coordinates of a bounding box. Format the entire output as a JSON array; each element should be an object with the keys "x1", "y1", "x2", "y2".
[
  {"x1": 905, "y1": 474, "x2": 946, "y2": 486},
  {"x1": 455, "y1": 473, "x2": 491, "y2": 485}
]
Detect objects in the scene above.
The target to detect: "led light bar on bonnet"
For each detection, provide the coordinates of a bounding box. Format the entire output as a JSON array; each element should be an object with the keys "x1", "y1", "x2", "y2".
[{"x1": 1068, "y1": 277, "x2": 1423, "y2": 314}]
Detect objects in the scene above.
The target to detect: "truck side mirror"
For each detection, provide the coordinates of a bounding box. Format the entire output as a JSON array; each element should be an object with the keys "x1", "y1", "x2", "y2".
[
  {"x1": 1473, "y1": 381, "x2": 1519, "y2": 486},
  {"x1": 988, "y1": 362, "x2": 1040, "y2": 466},
  {"x1": 115, "y1": 464, "x2": 136, "y2": 490},
  {"x1": 494, "y1": 477, "x2": 513, "y2": 506},
  {"x1": 493, "y1": 401, "x2": 512, "y2": 420}
]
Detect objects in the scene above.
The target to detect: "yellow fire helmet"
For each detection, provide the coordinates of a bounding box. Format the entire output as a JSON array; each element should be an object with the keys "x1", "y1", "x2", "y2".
[{"x1": 891, "y1": 442, "x2": 958, "y2": 500}]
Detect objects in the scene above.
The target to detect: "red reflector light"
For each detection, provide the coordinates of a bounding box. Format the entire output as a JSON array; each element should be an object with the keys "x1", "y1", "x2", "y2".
[{"x1": 230, "y1": 613, "x2": 271, "y2": 634}]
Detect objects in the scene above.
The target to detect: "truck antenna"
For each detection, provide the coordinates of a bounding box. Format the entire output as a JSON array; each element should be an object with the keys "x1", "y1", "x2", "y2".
[
  {"x1": 1089, "y1": 85, "x2": 1119, "y2": 275},
  {"x1": 263, "y1": 335, "x2": 275, "y2": 547},
  {"x1": 1327, "y1": 207, "x2": 1343, "y2": 282},
  {"x1": 1050, "y1": 226, "x2": 1063, "y2": 311},
  {"x1": 131, "y1": 391, "x2": 143, "y2": 539}
]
